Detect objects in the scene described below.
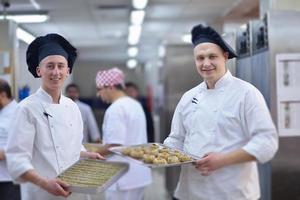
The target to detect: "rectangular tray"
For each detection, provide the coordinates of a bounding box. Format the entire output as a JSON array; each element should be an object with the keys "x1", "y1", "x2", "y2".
[
  {"x1": 83, "y1": 143, "x2": 113, "y2": 158},
  {"x1": 57, "y1": 159, "x2": 128, "y2": 194},
  {"x1": 109, "y1": 143, "x2": 197, "y2": 168},
  {"x1": 83, "y1": 143, "x2": 106, "y2": 153}
]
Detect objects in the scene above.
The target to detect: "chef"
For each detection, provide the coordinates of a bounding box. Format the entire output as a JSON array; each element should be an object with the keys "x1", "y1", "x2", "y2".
[
  {"x1": 6, "y1": 33, "x2": 103, "y2": 200},
  {"x1": 164, "y1": 24, "x2": 278, "y2": 200},
  {"x1": 95, "y1": 67, "x2": 152, "y2": 200},
  {"x1": 0, "y1": 79, "x2": 20, "y2": 200}
]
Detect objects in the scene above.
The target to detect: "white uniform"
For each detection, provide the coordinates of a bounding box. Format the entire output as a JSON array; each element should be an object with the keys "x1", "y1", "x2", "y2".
[
  {"x1": 0, "y1": 100, "x2": 17, "y2": 181},
  {"x1": 75, "y1": 100, "x2": 100, "y2": 143},
  {"x1": 164, "y1": 71, "x2": 278, "y2": 200},
  {"x1": 102, "y1": 96, "x2": 152, "y2": 200},
  {"x1": 6, "y1": 87, "x2": 84, "y2": 200}
]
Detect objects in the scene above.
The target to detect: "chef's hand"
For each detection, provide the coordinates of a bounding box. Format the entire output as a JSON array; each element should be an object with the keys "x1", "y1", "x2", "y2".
[
  {"x1": 80, "y1": 151, "x2": 105, "y2": 160},
  {"x1": 195, "y1": 152, "x2": 226, "y2": 176},
  {"x1": 40, "y1": 178, "x2": 71, "y2": 197}
]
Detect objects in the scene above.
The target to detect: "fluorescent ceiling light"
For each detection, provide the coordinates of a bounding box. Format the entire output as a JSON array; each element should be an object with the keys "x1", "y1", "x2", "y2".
[
  {"x1": 128, "y1": 25, "x2": 142, "y2": 45},
  {"x1": 158, "y1": 45, "x2": 166, "y2": 58},
  {"x1": 240, "y1": 24, "x2": 247, "y2": 30},
  {"x1": 29, "y1": 0, "x2": 41, "y2": 10},
  {"x1": 132, "y1": 0, "x2": 148, "y2": 9},
  {"x1": 127, "y1": 59, "x2": 138, "y2": 69},
  {"x1": 130, "y1": 10, "x2": 145, "y2": 25},
  {"x1": 127, "y1": 47, "x2": 139, "y2": 57},
  {"x1": 182, "y1": 34, "x2": 192, "y2": 43},
  {"x1": 0, "y1": 14, "x2": 48, "y2": 23},
  {"x1": 17, "y1": 28, "x2": 35, "y2": 44}
]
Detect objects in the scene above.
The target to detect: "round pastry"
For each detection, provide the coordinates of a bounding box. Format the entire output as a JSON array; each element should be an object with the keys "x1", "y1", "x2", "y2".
[
  {"x1": 178, "y1": 154, "x2": 192, "y2": 162},
  {"x1": 167, "y1": 155, "x2": 180, "y2": 164},
  {"x1": 134, "y1": 147, "x2": 144, "y2": 152},
  {"x1": 148, "y1": 149, "x2": 159, "y2": 156},
  {"x1": 142, "y1": 147, "x2": 152, "y2": 154},
  {"x1": 129, "y1": 149, "x2": 144, "y2": 159},
  {"x1": 153, "y1": 157, "x2": 168, "y2": 165},
  {"x1": 122, "y1": 148, "x2": 132, "y2": 156},
  {"x1": 158, "y1": 152, "x2": 169, "y2": 159},
  {"x1": 149, "y1": 143, "x2": 159, "y2": 149},
  {"x1": 171, "y1": 150, "x2": 182, "y2": 156},
  {"x1": 143, "y1": 154, "x2": 156, "y2": 163},
  {"x1": 159, "y1": 147, "x2": 170, "y2": 153}
]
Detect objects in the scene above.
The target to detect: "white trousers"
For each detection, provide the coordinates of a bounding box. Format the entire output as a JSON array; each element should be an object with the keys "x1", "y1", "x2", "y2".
[{"x1": 105, "y1": 187, "x2": 145, "y2": 200}]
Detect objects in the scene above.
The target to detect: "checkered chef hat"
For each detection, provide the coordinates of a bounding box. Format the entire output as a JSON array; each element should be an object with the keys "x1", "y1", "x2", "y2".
[{"x1": 95, "y1": 67, "x2": 125, "y2": 88}]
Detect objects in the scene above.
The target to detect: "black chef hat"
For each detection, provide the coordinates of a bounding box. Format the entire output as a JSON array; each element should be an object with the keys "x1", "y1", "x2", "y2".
[
  {"x1": 26, "y1": 33, "x2": 77, "y2": 78},
  {"x1": 191, "y1": 24, "x2": 237, "y2": 59}
]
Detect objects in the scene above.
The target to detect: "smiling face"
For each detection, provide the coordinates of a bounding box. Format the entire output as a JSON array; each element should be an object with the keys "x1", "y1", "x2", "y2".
[
  {"x1": 36, "y1": 55, "x2": 69, "y2": 93},
  {"x1": 193, "y1": 42, "x2": 228, "y2": 88}
]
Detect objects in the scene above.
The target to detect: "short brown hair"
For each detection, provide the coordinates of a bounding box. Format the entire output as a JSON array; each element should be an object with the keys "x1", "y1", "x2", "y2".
[{"x1": 0, "y1": 79, "x2": 12, "y2": 98}]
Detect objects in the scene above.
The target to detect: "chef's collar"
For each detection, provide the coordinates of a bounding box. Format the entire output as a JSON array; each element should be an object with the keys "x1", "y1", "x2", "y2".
[
  {"x1": 202, "y1": 70, "x2": 233, "y2": 90},
  {"x1": 37, "y1": 87, "x2": 63, "y2": 104}
]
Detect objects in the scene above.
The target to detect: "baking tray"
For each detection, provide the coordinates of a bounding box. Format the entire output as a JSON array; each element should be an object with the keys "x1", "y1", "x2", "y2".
[
  {"x1": 83, "y1": 143, "x2": 106, "y2": 153},
  {"x1": 83, "y1": 143, "x2": 113, "y2": 158},
  {"x1": 109, "y1": 143, "x2": 197, "y2": 168},
  {"x1": 57, "y1": 159, "x2": 128, "y2": 194}
]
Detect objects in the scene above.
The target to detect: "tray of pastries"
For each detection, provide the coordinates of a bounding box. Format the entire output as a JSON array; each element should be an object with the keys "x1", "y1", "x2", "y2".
[
  {"x1": 109, "y1": 143, "x2": 197, "y2": 168},
  {"x1": 84, "y1": 143, "x2": 113, "y2": 157},
  {"x1": 83, "y1": 143, "x2": 105, "y2": 153},
  {"x1": 57, "y1": 159, "x2": 128, "y2": 194}
]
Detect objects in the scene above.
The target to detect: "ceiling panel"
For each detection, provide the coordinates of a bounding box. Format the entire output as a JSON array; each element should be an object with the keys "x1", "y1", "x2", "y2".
[
  {"x1": 146, "y1": 4, "x2": 186, "y2": 19},
  {"x1": 34, "y1": 0, "x2": 86, "y2": 10},
  {"x1": 1, "y1": 0, "x2": 257, "y2": 63},
  {"x1": 3, "y1": 0, "x2": 35, "y2": 11}
]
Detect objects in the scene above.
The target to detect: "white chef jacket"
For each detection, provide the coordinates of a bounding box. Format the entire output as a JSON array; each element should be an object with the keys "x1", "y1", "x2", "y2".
[
  {"x1": 75, "y1": 100, "x2": 100, "y2": 143},
  {"x1": 103, "y1": 96, "x2": 152, "y2": 191},
  {"x1": 0, "y1": 100, "x2": 17, "y2": 182},
  {"x1": 164, "y1": 70, "x2": 278, "y2": 200},
  {"x1": 6, "y1": 87, "x2": 84, "y2": 200}
]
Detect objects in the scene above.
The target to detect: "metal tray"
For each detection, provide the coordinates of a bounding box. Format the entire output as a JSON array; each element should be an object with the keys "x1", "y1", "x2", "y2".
[
  {"x1": 83, "y1": 143, "x2": 113, "y2": 158},
  {"x1": 83, "y1": 143, "x2": 105, "y2": 153},
  {"x1": 109, "y1": 143, "x2": 197, "y2": 168},
  {"x1": 57, "y1": 159, "x2": 129, "y2": 194}
]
